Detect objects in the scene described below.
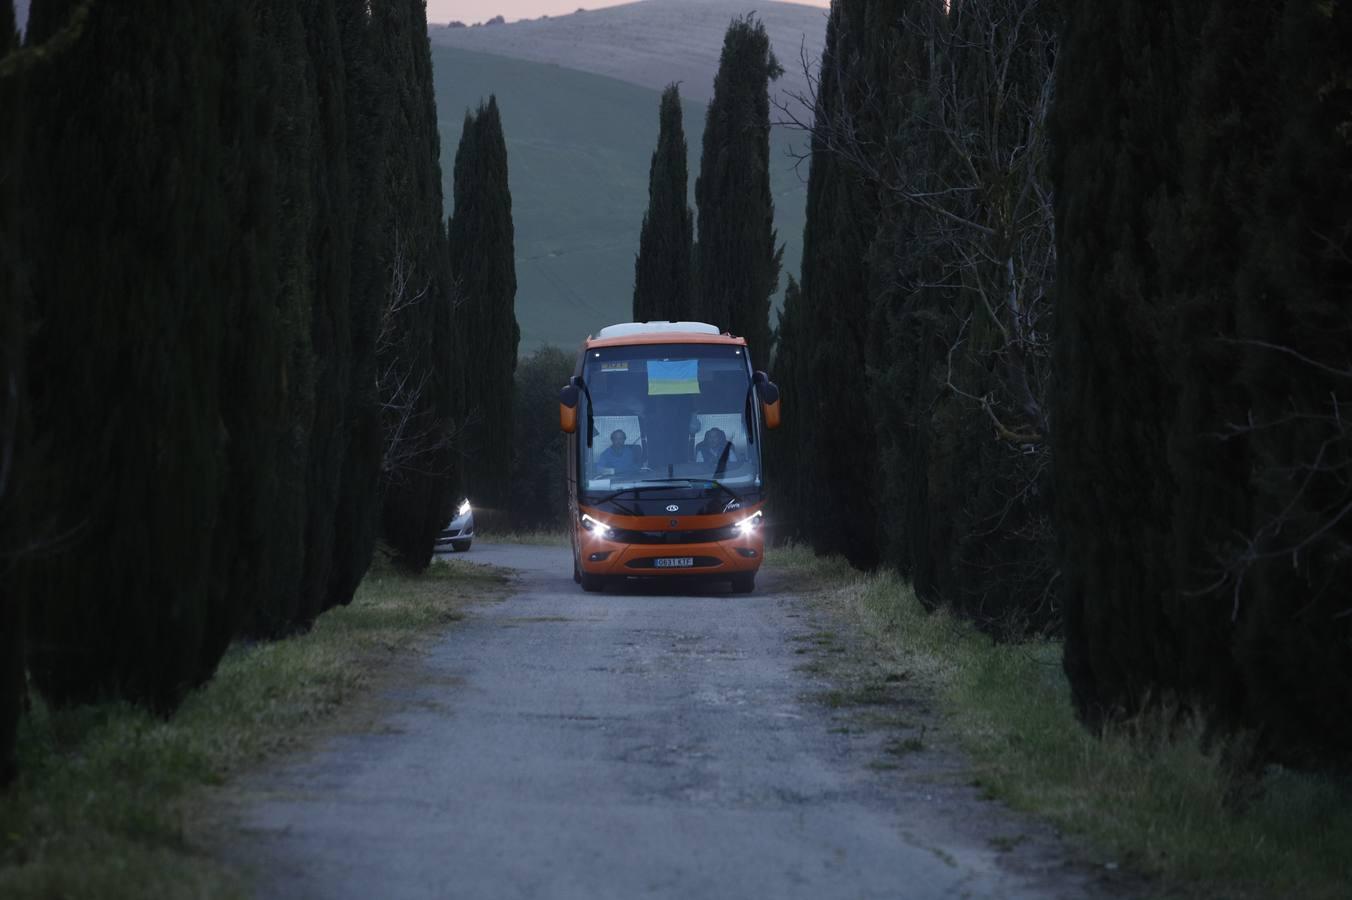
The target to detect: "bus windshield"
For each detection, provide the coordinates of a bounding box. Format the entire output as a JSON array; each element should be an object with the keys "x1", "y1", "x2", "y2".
[{"x1": 578, "y1": 343, "x2": 762, "y2": 495}]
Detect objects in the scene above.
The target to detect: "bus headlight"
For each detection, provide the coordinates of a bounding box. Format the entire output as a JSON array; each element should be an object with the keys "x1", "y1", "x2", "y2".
[
  {"x1": 735, "y1": 511, "x2": 763, "y2": 537},
  {"x1": 581, "y1": 513, "x2": 613, "y2": 539}
]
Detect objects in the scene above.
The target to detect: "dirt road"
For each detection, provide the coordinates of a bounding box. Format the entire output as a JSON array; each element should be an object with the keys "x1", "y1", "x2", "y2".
[{"x1": 222, "y1": 543, "x2": 1119, "y2": 899}]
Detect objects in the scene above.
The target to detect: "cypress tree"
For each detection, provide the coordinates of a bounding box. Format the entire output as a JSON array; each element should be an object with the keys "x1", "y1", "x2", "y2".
[
  {"x1": 633, "y1": 84, "x2": 694, "y2": 322},
  {"x1": 20, "y1": 1, "x2": 232, "y2": 710},
  {"x1": 1054, "y1": 0, "x2": 1352, "y2": 763},
  {"x1": 0, "y1": 0, "x2": 24, "y2": 786},
  {"x1": 863, "y1": 1, "x2": 931, "y2": 585},
  {"x1": 0, "y1": 0, "x2": 13, "y2": 53},
  {"x1": 203, "y1": 0, "x2": 291, "y2": 652},
  {"x1": 1215, "y1": 1, "x2": 1352, "y2": 762},
  {"x1": 509, "y1": 346, "x2": 575, "y2": 531},
  {"x1": 449, "y1": 96, "x2": 519, "y2": 516},
  {"x1": 1152, "y1": 0, "x2": 1262, "y2": 732},
  {"x1": 1051, "y1": 0, "x2": 1203, "y2": 725},
  {"x1": 905, "y1": 0, "x2": 1060, "y2": 627},
  {"x1": 297, "y1": 0, "x2": 354, "y2": 620},
  {"x1": 328, "y1": 0, "x2": 386, "y2": 608},
  {"x1": 375, "y1": 0, "x2": 456, "y2": 568},
  {"x1": 794, "y1": 0, "x2": 883, "y2": 569},
  {"x1": 238, "y1": 0, "x2": 319, "y2": 636},
  {"x1": 766, "y1": 275, "x2": 806, "y2": 541},
  {"x1": 694, "y1": 15, "x2": 783, "y2": 354}
]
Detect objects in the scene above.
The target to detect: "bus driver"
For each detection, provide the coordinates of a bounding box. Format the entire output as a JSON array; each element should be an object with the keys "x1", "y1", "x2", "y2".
[{"x1": 597, "y1": 429, "x2": 642, "y2": 473}]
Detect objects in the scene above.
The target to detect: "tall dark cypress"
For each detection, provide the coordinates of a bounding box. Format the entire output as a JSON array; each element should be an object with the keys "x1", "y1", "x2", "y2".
[
  {"x1": 767, "y1": 275, "x2": 806, "y2": 541},
  {"x1": 297, "y1": 0, "x2": 354, "y2": 620},
  {"x1": 1052, "y1": 0, "x2": 1187, "y2": 725},
  {"x1": 633, "y1": 84, "x2": 694, "y2": 322},
  {"x1": 694, "y1": 15, "x2": 783, "y2": 354},
  {"x1": 204, "y1": 0, "x2": 290, "y2": 651},
  {"x1": 375, "y1": 0, "x2": 457, "y2": 568},
  {"x1": 448, "y1": 96, "x2": 519, "y2": 515},
  {"x1": 793, "y1": 0, "x2": 883, "y2": 569},
  {"x1": 1054, "y1": 0, "x2": 1352, "y2": 763},
  {"x1": 328, "y1": 0, "x2": 386, "y2": 608},
  {"x1": 0, "y1": 0, "x2": 13, "y2": 53},
  {"x1": 0, "y1": 0, "x2": 25, "y2": 786},
  {"x1": 509, "y1": 346, "x2": 575, "y2": 531},
  {"x1": 1227, "y1": 1, "x2": 1352, "y2": 763},
  {"x1": 861, "y1": 0, "x2": 930, "y2": 585},
  {"x1": 1153, "y1": 0, "x2": 1262, "y2": 733},
  {"x1": 20, "y1": 1, "x2": 231, "y2": 710},
  {"x1": 238, "y1": 0, "x2": 318, "y2": 636}
]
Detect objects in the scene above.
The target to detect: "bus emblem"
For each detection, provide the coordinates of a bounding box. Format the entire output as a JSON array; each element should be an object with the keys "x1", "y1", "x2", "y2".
[{"x1": 665, "y1": 504, "x2": 679, "y2": 512}]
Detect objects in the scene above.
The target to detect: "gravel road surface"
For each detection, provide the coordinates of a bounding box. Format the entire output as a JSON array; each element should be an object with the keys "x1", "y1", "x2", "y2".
[{"x1": 222, "y1": 543, "x2": 1121, "y2": 899}]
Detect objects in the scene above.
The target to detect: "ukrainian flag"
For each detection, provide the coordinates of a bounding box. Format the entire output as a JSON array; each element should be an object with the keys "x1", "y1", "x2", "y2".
[{"x1": 647, "y1": 360, "x2": 700, "y2": 395}]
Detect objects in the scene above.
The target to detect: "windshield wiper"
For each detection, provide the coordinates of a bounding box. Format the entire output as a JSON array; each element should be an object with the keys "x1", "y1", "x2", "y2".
[
  {"x1": 627, "y1": 477, "x2": 743, "y2": 507},
  {"x1": 594, "y1": 483, "x2": 688, "y2": 510},
  {"x1": 596, "y1": 478, "x2": 743, "y2": 510}
]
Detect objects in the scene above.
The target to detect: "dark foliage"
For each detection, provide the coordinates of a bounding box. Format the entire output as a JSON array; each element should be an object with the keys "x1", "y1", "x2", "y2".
[
  {"x1": 375, "y1": 0, "x2": 458, "y2": 570},
  {"x1": 295, "y1": 0, "x2": 354, "y2": 622},
  {"x1": 448, "y1": 96, "x2": 520, "y2": 516},
  {"x1": 633, "y1": 84, "x2": 694, "y2": 323},
  {"x1": 0, "y1": 0, "x2": 13, "y2": 52},
  {"x1": 1053, "y1": 0, "x2": 1352, "y2": 764},
  {"x1": 509, "y1": 346, "x2": 575, "y2": 530},
  {"x1": 327, "y1": 0, "x2": 386, "y2": 609},
  {"x1": 888, "y1": 0, "x2": 1058, "y2": 629},
  {"x1": 1052, "y1": 0, "x2": 1189, "y2": 733},
  {"x1": 767, "y1": 276, "x2": 806, "y2": 543},
  {"x1": 19, "y1": 1, "x2": 231, "y2": 710},
  {"x1": 1, "y1": 0, "x2": 24, "y2": 787},
  {"x1": 202, "y1": 1, "x2": 293, "y2": 651},
  {"x1": 1, "y1": 1, "x2": 454, "y2": 770},
  {"x1": 789, "y1": 0, "x2": 883, "y2": 570},
  {"x1": 777, "y1": 0, "x2": 1058, "y2": 629},
  {"x1": 225, "y1": 0, "x2": 311, "y2": 642},
  {"x1": 1225, "y1": 1, "x2": 1352, "y2": 765},
  {"x1": 694, "y1": 15, "x2": 783, "y2": 353}
]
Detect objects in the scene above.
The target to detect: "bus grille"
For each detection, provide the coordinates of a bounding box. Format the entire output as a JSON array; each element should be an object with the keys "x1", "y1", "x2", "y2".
[{"x1": 608, "y1": 525, "x2": 737, "y2": 544}]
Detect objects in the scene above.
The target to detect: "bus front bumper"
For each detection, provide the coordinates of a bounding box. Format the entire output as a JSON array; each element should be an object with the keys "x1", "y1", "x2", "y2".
[{"x1": 576, "y1": 534, "x2": 764, "y2": 578}]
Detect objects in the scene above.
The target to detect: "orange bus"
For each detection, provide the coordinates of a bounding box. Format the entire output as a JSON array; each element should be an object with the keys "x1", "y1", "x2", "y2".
[{"x1": 558, "y1": 321, "x2": 781, "y2": 593}]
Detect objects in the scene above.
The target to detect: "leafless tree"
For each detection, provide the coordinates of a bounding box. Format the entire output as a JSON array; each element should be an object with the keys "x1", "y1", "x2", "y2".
[
  {"x1": 1202, "y1": 341, "x2": 1352, "y2": 620},
  {"x1": 376, "y1": 230, "x2": 461, "y2": 491},
  {"x1": 777, "y1": 0, "x2": 1059, "y2": 619}
]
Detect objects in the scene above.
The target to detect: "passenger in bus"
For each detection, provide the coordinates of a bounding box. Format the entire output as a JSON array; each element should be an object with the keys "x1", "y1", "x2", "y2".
[
  {"x1": 596, "y1": 429, "x2": 642, "y2": 473},
  {"x1": 695, "y1": 427, "x2": 738, "y2": 467}
]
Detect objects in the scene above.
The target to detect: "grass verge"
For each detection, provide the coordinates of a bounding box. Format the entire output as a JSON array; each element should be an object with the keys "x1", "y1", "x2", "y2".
[
  {"x1": 0, "y1": 556, "x2": 508, "y2": 899},
  {"x1": 770, "y1": 553, "x2": 1352, "y2": 900},
  {"x1": 476, "y1": 528, "x2": 569, "y2": 547}
]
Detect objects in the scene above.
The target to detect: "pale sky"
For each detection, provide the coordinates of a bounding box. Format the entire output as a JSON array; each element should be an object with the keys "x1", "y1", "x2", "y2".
[{"x1": 433, "y1": 0, "x2": 830, "y2": 26}]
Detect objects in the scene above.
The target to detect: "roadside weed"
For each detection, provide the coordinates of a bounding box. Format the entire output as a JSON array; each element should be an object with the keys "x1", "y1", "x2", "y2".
[
  {"x1": 0, "y1": 559, "x2": 505, "y2": 899},
  {"x1": 780, "y1": 558, "x2": 1352, "y2": 900}
]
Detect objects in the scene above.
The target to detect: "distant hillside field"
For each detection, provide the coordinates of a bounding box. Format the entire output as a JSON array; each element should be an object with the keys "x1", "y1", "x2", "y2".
[
  {"x1": 433, "y1": 44, "x2": 811, "y2": 355},
  {"x1": 431, "y1": 0, "x2": 829, "y2": 113}
]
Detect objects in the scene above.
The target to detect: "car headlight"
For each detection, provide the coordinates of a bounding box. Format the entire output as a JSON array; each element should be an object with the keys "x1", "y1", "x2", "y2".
[
  {"x1": 735, "y1": 510, "x2": 763, "y2": 536},
  {"x1": 458, "y1": 499, "x2": 472, "y2": 517},
  {"x1": 580, "y1": 513, "x2": 613, "y2": 539}
]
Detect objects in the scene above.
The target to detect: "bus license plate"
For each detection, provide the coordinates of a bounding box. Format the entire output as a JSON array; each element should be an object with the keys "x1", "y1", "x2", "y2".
[{"x1": 654, "y1": 557, "x2": 694, "y2": 568}]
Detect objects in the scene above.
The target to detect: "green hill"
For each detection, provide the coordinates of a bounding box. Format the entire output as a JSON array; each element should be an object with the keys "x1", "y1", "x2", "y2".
[{"x1": 432, "y1": 45, "x2": 808, "y2": 357}]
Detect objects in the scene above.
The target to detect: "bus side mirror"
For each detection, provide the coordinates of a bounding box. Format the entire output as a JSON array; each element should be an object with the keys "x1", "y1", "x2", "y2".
[
  {"x1": 753, "y1": 372, "x2": 781, "y2": 429},
  {"x1": 762, "y1": 396, "x2": 781, "y2": 429},
  {"x1": 559, "y1": 383, "x2": 579, "y2": 434}
]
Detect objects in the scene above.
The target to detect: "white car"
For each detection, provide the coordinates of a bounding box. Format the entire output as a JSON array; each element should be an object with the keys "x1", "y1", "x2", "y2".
[{"x1": 436, "y1": 499, "x2": 474, "y2": 552}]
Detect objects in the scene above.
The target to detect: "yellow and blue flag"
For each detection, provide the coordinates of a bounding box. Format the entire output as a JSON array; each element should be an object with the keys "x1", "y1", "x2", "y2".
[{"x1": 647, "y1": 360, "x2": 700, "y2": 395}]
